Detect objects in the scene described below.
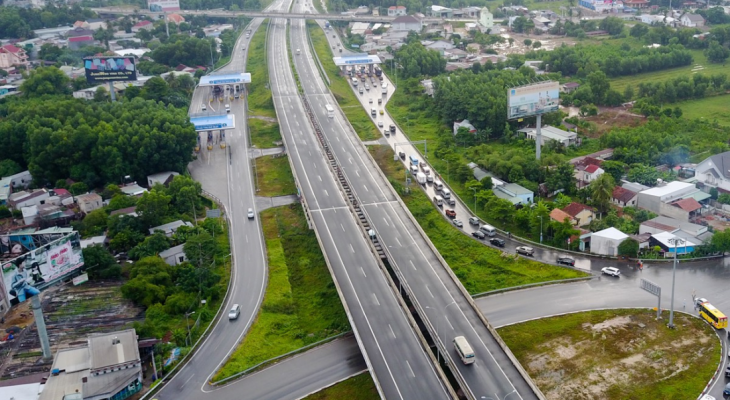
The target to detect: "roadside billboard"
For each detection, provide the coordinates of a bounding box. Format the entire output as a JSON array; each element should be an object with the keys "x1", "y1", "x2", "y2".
[
  {"x1": 1, "y1": 232, "x2": 84, "y2": 306},
  {"x1": 507, "y1": 81, "x2": 560, "y2": 120},
  {"x1": 148, "y1": 0, "x2": 180, "y2": 11},
  {"x1": 84, "y1": 57, "x2": 137, "y2": 84}
]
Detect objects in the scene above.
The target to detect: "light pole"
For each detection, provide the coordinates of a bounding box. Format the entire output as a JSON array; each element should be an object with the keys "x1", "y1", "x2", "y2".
[
  {"x1": 471, "y1": 187, "x2": 477, "y2": 212},
  {"x1": 425, "y1": 301, "x2": 458, "y2": 364},
  {"x1": 185, "y1": 311, "x2": 196, "y2": 347},
  {"x1": 538, "y1": 215, "x2": 543, "y2": 244},
  {"x1": 667, "y1": 237, "x2": 685, "y2": 329},
  {"x1": 441, "y1": 159, "x2": 450, "y2": 184}
]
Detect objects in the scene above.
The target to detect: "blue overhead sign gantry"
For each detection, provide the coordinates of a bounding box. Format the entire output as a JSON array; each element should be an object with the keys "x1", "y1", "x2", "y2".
[
  {"x1": 333, "y1": 54, "x2": 382, "y2": 66},
  {"x1": 190, "y1": 114, "x2": 236, "y2": 131},
  {"x1": 199, "y1": 73, "x2": 252, "y2": 86}
]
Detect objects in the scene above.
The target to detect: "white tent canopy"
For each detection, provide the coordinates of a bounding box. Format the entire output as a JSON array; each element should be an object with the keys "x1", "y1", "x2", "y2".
[{"x1": 591, "y1": 227, "x2": 629, "y2": 256}]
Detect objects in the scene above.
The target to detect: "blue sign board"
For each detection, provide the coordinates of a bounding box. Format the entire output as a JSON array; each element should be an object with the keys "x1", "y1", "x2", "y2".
[
  {"x1": 344, "y1": 58, "x2": 371, "y2": 64},
  {"x1": 190, "y1": 114, "x2": 235, "y2": 132},
  {"x1": 199, "y1": 73, "x2": 252, "y2": 86},
  {"x1": 351, "y1": 44, "x2": 360, "y2": 48}
]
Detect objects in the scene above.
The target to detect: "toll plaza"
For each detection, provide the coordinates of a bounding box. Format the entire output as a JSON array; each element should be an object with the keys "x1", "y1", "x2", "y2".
[
  {"x1": 190, "y1": 114, "x2": 236, "y2": 151},
  {"x1": 199, "y1": 73, "x2": 252, "y2": 101},
  {"x1": 333, "y1": 54, "x2": 382, "y2": 75}
]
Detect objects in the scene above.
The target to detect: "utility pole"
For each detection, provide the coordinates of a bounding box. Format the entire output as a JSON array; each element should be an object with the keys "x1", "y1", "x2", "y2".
[{"x1": 667, "y1": 237, "x2": 684, "y2": 329}]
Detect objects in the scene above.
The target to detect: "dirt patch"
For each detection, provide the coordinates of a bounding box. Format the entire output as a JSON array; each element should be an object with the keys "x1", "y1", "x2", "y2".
[
  {"x1": 583, "y1": 109, "x2": 647, "y2": 137},
  {"x1": 249, "y1": 115, "x2": 278, "y2": 123},
  {"x1": 499, "y1": 309, "x2": 720, "y2": 400}
]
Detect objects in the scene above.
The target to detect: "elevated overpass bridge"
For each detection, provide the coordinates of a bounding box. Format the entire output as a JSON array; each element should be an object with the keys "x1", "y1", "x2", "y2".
[{"x1": 91, "y1": 7, "x2": 448, "y2": 23}]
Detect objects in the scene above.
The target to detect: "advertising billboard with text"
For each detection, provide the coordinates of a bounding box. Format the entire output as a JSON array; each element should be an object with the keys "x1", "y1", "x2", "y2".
[
  {"x1": 507, "y1": 81, "x2": 560, "y2": 120},
  {"x1": 148, "y1": 0, "x2": 180, "y2": 11},
  {"x1": 84, "y1": 57, "x2": 137, "y2": 84},
  {"x1": 1, "y1": 232, "x2": 84, "y2": 306}
]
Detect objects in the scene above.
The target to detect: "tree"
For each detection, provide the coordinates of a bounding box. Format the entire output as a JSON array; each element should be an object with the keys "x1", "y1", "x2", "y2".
[
  {"x1": 79, "y1": 209, "x2": 108, "y2": 237},
  {"x1": 629, "y1": 23, "x2": 649, "y2": 38},
  {"x1": 0, "y1": 206, "x2": 12, "y2": 219},
  {"x1": 121, "y1": 256, "x2": 172, "y2": 307},
  {"x1": 618, "y1": 238, "x2": 639, "y2": 257},
  {"x1": 523, "y1": 39, "x2": 532, "y2": 46},
  {"x1": 587, "y1": 71, "x2": 610, "y2": 103},
  {"x1": 107, "y1": 194, "x2": 138, "y2": 212},
  {"x1": 20, "y1": 67, "x2": 70, "y2": 97},
  {"x1": 485, "y1": 196, "x2": 515, "y2": 224},
  {"x1": 600, "y1": 160, "x2": 626, "y2": 183},
  {"x1": 705, "y1": 41, "x2": 729, "y2": 63},
  {"x1": 710, "y1": 229, "x2": 730, "y2": 253},
  {"x1": 0, "y1": 159, "x2": 22, "y2": 178},
  {"x1": 589, "y1": 173, "x2": 615, "y2": 215},
  {"x1": 69, "y1": 182, "x2": 89, "y2": 195},
  {"x1": 546, "y1": 162, "x2": 577, "y2": 195},
  {"x1": 718, "y1": 193, "x2": 730, "y2": 205},
  {"x1": 93, "y1": 86, "x2": 109, "y2": 102},
  {"x1": 136, "y1": 189, "x2": 172, "y2": 228},
  {"x1": 82, "y1": 245, "x2": 121, "y2": 280},
  {"x1": 599, "y1": 16, "x2": 624, "y2": 36},
  {"x1": 167, "y1": 175, "x2": 202, "y2": 214},
  {"x1": 532, "y1": 41, "x2": 542, "y2": 49},
  {"x1": 554, "y1": 193, "x2": 572, "y2": 209},
  {"x1": 480, "y1": 177, "x2": 493, "y2": 190},
  {"x1": 627, "y1": 164, "x2": 661, "y2": 186},
  {"x1": 129, "y1": 232, "x2": 171, "y2": 259},
  {"x1": 184, "y1": 230, "x2": 216, "y2": 269}
]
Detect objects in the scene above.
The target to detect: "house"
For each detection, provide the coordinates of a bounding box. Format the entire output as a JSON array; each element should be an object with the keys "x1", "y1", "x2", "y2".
[
  {"x1": 167, "y1": 13, "x2": 186, "y2": 24},
  {"x1": 479, "y1": 7, "x2": 494, "y2": 29},
  {"x1": 429, "y1": 5, "x2": 453, "y2": 18},
  {"x1": 68, "y1": 35, "x2": 96, "y2": 50},
  {"x1": 680, "y1": 13, "x2": 705, "y2": 27},
  {"x1": 21, "y1": 205, "x2": 38, "y2": 225},
  {"x1": 630, "y1": 232, "x2": 652, "y2": 250},
  {"x1": 387, "y1": 6, "x2": 407, "y2": 16},
  {"x1": 562, "y1": 202, "x2": 595, "y2": 226},
  {"x1": 2, "y1": 170, "x2": 32, "y2": 189},
  {"x1": 550, "y1": 208, "x2": 576, "y2": 225},
  {"x1": 8, "y1": 189, "x2": 49, "y2": 210},
  {"x1": 392, "y1": 15, "x2": 423, "y2": 32},
  {"x1": 518, "y1": 125, "x2": 578, "y2": 147},
  {"x1": 66, "y1": 26, "x2": 94, "y2": 39},
  {"x1": 81, "y1": 235, "x2": 107, "y2": 249},
  {"x1": 160, "y1": 244, "x2": 188, "y2": 266},
  {"x1": 149, "y1": 220, "x2": 193, "y2": 237},
  {"x1": 622, "y1": 181, "x2": 650, "y2": 193},
  {"x1": 493, "y1": 183, "x2": 534, "y2": 205},
  {"x1": 110, "y1": 206, "x2": 138, "y2": 217},
  {"x1": 120, "y1": 183, "x2": 148, "y2": 196},
  {"x1": 76, "y1": 193, "x2": 103, "y2": 214},
  {"x1": 612, "y1": 186, "x2": 638, "y2": 207},
  {"x1": 590, "y1": 227, "x2": 629, "y2": 256},
  {"x1": 132, "y1": 20, "x2": 154, "y2": 33},
  {"x1": 582, "y1": 164, "x2": 604, "y2": 184},
  {"x1": 570, "y1": 149, "x2": 614, "y2": 166},
  {"x1": 636, "y1": 181, "x2": 707, "y2": 221},
  {"x1": 640, "y1": 215, "x2": 709, "y2": 238},
  {"x1": 39, "y1": 329, "x2": 142, "y2": 400},
  {"x1": 0, "y1": 44, "x2": 30, "y2": 70},
  {"x1": 648, "y1": 231, "x2": 698, "y2": 256},
  {"x1": 0, "y1": 84, "x2": 19, "y2": 97},
  {"x1": 46, "y1": 188, "x2": 74, "y2": 207},
  {"x1": 561, "y1": 82, "x2": 581, "y2": 93},
  {"x1": 425, "y1": 40, "x2": 455, "y2": 52},
  {"x1": 147, "y1": 171, "x2": 180, "y2": 188},
  {"x1": 453, "y1": 120, "x2": 477, "y2": 135},
  {"x1": 623, "y1": 0, "x2": 649, "y2": 8},
  {"x1": 0, "y1": 177, "x2": 12, "y2": 206},
  {"x1": 695, "y1": 151, "x2": 730, "y2": 193}
]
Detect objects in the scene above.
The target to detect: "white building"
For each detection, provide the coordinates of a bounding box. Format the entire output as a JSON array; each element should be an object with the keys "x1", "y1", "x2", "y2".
[
  {"x1": 76, "y1": 193, "x2": 103, "y2": 214},
  {"x1": 479, "y1": 7, "x2": 494, "y2": 29},
  {"x1": 581, "y1": 164, "x2": 604, "y2": 184},
  {"x1": 518, "y1": 125, "x2": 578, "y2": 147},
  {"x1": 392, "y1": 15, "x2": 423, "y2": 32},
  {"x1": 636, "y1": 181, "x2": 706, "y2": 221},
  {"x1": 3, "y1": 170, "x2": 32, "y2": 189},
  {"x1": 8, "y1": 189, "x2": 49, "y2": 210},
  {"x1": 149, "y1": 220, "x2": 193, "y2": 237},
  {"x1": 590, "y1": 227, "x2": 628, "y2": 256},
  {"x1": 680, "y1": 13, "x2": 705, "y2": 27},
  {"x1": 22, "y1": 205, "x2": 38, "y2": 225},
  {"x1": 147, "y1": 171, "x2": 180, "y2": 187},
  {"x1": 695, "y1": 151, "x2": 730, "y2": 192},
  {"x1": 160, "y1": 244, "x2": 188, "y2": 266},
  {"x1": 387, "y1": 6, "x2": 407, "y2": 16}
]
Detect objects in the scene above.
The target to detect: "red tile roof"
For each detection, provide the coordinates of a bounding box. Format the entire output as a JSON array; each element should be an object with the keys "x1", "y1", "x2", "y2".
[
  {"x1": 671, "y1": 198, "x2": 702, "y2": 212},
  {"x1": 1, "y1": 44, "x2": 21, "y2": 53},
  {"x1": 612, "y1": 186, "x2": 637, "y2": 204},
  {"x1": 68, "y1": 36, "x2": 93, "y2": 42},
  {"x1": 134, "y1": 20, "x2": 152, "y2": 28},
  {"x1": 549, "y1": 208, "x2": 574, "y2": 223},
  {"x1": 562, "y1": 202, "x2": 594, "y2": 217},
  {"x1": 584, "y1": 164, "x2": 600, "y2": 174}
]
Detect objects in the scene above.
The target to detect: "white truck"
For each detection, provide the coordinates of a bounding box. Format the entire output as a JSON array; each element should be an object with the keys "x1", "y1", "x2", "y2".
[
  {"x1": 416, "y1": 172, "x2": 427, "y2": 185},
  {"x1": 420, "y1": 163, "x2": 431, "y2": 175}
]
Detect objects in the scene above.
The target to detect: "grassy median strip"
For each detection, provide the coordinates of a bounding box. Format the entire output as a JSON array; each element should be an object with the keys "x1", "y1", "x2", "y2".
[
  {"x1": 303, "y1": 372, "x2": 378, "y2": 400},
  {"x1": 254, "y1": 154, "x2": 297, "y2": 197},
  {"x1": 307, "y1": 21, "x2": 380, "y2": 141},
  {"x1": 369, "y1": 145, "x2": 588, "y2": 294},
  {"x1": 214, "y1": 205, "x2": 349, "y2": 382},
  {"x1": 247, "y1": 20, "x2": 282, "y2": 148},
  {"x1": 498, "y1": 309, "x2": 720, "y2": 399}
]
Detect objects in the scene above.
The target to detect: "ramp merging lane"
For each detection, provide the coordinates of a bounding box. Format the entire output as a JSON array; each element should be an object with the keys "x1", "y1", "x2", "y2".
[
  {"x1": 289, "y1": 13, "x2": 541, "y2": 400},
  {"x1": 268, "y1": 10, "x2": 452, "y2": 400}
]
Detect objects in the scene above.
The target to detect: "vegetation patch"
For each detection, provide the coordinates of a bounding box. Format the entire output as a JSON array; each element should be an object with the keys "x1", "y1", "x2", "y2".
[
  {"x1": 255, "y1": 155, "x2": 297, "y2": 197},
  {"x1": 307, "y1": 21, "x2": 380, "y2": 141},
  {"x1": 676, "y1": 94, "x2": 730, "y2": 126},
  {"x1": 369, "y1": 145, "x2": 587, "y2": 294},
  {"x1": 249, "y1": 117, "x2": 282, "y2": 148},
  {"x1": 247, "y1": 21, "x2": 277, "y2": 119},
  {"x1": 498, "y1": 309, "x2": 720, "y2": 400},
  {"x1": 214, "y1": 204, "x2": 349, "y2": 381},
  {"x1": 303, "y1": 372, "x2": 378, "y2": 400}
]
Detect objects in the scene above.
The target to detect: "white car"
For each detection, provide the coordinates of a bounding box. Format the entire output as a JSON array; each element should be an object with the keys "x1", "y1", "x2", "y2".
[
  {"x1": 601, "y1": 267, "x2": 621, "y2": 277},
  {"x1": 378, "y1": 121, "x2": 383, "y2": 127},
  {"x1": 247, "y1": 208, "x2": 255, "y2": 219},
  {"x1": 369, "y1": 98, "x2": 373, "y2": 103},
  {"x1": 516, "y1": 246, "x2": 534, "y2": 256},
  {"x1": 695, "y1": 297, "x2": 708, "y2": 306}
]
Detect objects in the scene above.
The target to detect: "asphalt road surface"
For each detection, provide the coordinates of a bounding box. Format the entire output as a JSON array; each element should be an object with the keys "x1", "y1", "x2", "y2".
[
  {"x1": 270, "y1": 9, "x2": 451, "y2": 400},
  {"x1": 291, "y1": 12, "x2": 539, "y2": 400}
]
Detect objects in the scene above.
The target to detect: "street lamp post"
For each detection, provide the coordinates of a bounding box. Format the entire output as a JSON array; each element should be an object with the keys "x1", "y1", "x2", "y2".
[
  {"x1": 538, "y1": 215, "x2": 543, "y2": 244},
  {"x1": 667, "y1": 237, "x2": 685, "y2": 328},
  {"x1": 441, "y1": 159, "x2": 450, "y2": 184},
  {"x1": 425, "y1": 301, "x2": 458, "y2": 364},
  {"x1": 471, "y1": 187, "x2": 477, "y2": 211},
  {"x1": 185, "y1": 311, "x2": 196, "y2": 347}
]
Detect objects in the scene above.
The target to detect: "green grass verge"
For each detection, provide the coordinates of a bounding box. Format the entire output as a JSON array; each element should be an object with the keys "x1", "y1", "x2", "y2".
[
  {"x1": 303, "y1": 372, "x2": 379, "y2": 400},
  {"x1": 213, "y1": 204, "x2": 349, "y2": 382},
  {"x1": 215, "y1": 55, "x2": 231, "y2": 70},
  {"x1": 249, "y1": 118, "x2": 282, "y2": 148},
  {"x1": 368, "y1": 145, "x2": 588, "y2": 294},
  {"x1": 676, "y1": 93, "x2": 730, "y2": 126},
  {"x1": 255, "y1": 155, "x2": 297, "y2": 197},
  {"x1": 610, "y1": 49, "x2": 730, "y2": 93},
  {"x1": 247, "y1": 20, "x2": 277, "y2": 119},
  {"x1": 307, "y1": 21, "x2": 380, "y2": 141},
  {"x1": 498, "y1": 309, "x2": 721, "y2": 399}
]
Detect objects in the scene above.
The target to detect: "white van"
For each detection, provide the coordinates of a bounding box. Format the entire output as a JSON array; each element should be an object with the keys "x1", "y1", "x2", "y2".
[
  {"x1": 410, "y1": 165, "x2": 419, "y2": 175},
  {"x1": 434, "y1": 180, "x2": 444, "y2": 191},
  {"x1": 479, "y1": 224, "x2": 496, "y2": 237},
  {"x1": 225, "y1": 104, "x2": 231, "y2": 113},
  {"x1": 371, "y1": 108, "x2": 377, "y2": 116},
  {"x1": 433, "y1": 195, "x2": 444, "y2": 207},
  {"x1": 201, "y1": 104, "x2": 207, "y2": 111},
  {"x1": 454, "y1": 336, "x2": 475, "y2": 365},
  {"x1": 228, "y1": 304, "x2": 241, "y2": 320},
  {"x1": 446, "y1": 197, "x2": 456, "y2": 206},
  {"x1": 441, "y1": 188, "x2": 451, "y2": 199},
  {"x1": 296, "y1": 48, "x2": 301, "y2": 55}
]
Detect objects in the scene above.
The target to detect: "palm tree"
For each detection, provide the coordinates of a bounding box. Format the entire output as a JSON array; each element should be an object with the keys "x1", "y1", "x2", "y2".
[{"x1": 589, "y1": 173, "x2": 615, "y2": 217}]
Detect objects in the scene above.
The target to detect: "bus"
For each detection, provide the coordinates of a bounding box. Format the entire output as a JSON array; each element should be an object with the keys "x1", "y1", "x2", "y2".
[
  {"x1": 698, "y1": 302, "x2": 728, "y2": 329},
  {"x1": 409, "y1": 155, "x2": 419, "y2": 166},
  {"x1": 453, "y1": 336, "x2": 475, "y2": 365},
  {"x1": 325, "y1": 104, "x2": 335, "y2": 118}
]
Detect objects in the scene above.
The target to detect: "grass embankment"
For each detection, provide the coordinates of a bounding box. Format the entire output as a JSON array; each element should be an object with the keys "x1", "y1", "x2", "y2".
[
  {"x1": 369, "y1": 145, "x2": 588, "y2": 294},
  {"x1": 255, "y1": 155, "x2": 297, "y2": 197},
  {"x1": 307, "y1": 22, "x2": 380, "y2": 141},
  {"x1": 303, "y1": 373, "x2": 379, "y2": 400},
  {"x1": 610, "y1": 49, "x2": 729, "y2": 93},
  {"x1": 247, "y1": 20, "x2": 282, "y2": 148},
  {"x1": 498, "y1": 309, "x2": 720, "y2": 399},
  {"x1": 213, "y1": 204, "x2": 349, "y2": 382},
  {"x1": 677, "y1": 94, "x2": 730, "y2": 126}
]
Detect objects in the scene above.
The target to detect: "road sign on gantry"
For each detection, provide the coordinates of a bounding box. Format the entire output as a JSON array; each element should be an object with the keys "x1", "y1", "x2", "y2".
[
  {"x1": 199, "y1": 73, "x2": 252, "y2": 86},
  {"x1": 190, "y1": 114, "x2": 236, "y2": 132}
]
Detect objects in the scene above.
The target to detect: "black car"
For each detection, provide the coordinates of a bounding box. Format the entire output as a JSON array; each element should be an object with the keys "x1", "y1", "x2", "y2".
[
  {"x1": 472, "y1": 231, "x2": 486, "y2": 240},
  {"x1": 556, "y1": 256, "x2": 575, "y2": 266},
  {"x1": 489, "y1": 238, "x2": 505, "y2": 247}
]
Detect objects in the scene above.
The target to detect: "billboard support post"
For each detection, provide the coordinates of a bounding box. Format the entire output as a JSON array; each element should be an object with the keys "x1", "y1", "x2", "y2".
[
  {"x1": 507, "y1": 81, "x2": 559, "y2": 161},
  {"x1": 108, "y1": 80, "x2": 116, "y2": 102},
  {"x1": 31, "y1": 294, "x2": 52, "y2": 361},
  {"x1": 535, "y1": 114, "x2": 542, "y2": 160}
]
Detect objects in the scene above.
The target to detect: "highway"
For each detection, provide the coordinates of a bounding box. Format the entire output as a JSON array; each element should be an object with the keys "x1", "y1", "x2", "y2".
[
  {"x1": 268, "y1": 5, "x2": 453, "y2": 399},
  {"x1": 292, "y1": 12, "x2": 541, "y2": 400}
]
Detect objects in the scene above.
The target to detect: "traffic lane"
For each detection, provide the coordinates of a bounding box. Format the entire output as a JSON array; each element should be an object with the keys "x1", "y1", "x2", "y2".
[
  {"x1": 208, "y1": 335, "x2": 366, "y2": 400},
  {"x1": 312, "y1": 209, "x2": 451, "y2": 400},
  {"x1": 364, "y1": 202, "x2": 532, "y2": 400}
]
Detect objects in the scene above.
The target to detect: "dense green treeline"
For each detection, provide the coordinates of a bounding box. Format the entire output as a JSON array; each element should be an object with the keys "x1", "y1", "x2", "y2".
[{"x1": 0, "y1": 5, "x2": 96, "y2": 39}]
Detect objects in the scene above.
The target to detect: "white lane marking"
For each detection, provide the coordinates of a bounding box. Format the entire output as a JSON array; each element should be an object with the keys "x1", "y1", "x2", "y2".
[
  {"x1": 425, "y1": 285, "x2": 434, "y2": 298},
  {"x1": 382, "y1": 218, "x2": 390, "y2": 227},
  {"x1": 363, "y1": 185, "x2": 369, "y2": 192},
  {"x1": 318, "y1": 175, "x2": 322, "y2": 181},
  {"x1": 395, "y1": 237, "x2": 402, "y2": 247},
  {"x1": 406, "y1": 360, "x2": 415, "y2": 378},
  {"x1": 445, "y1": 316, "x2": 454, "y2": 331},
  {"x1": 324, "y1": 190, "x2": 329, "y2": 196},
  {"x1": 348, "y1": 157, "x2": 352, "y2": 164},
  {"x1": 389, "y1": 324, "x2": 396, "y2": 338},
  {"x1": 350, "y1": 244, "x2": 355, "y2": 253},
  {"x1": 409, "y1": 260, "x2": 416, "y2": 270},
  {"x1": 181, "y1": 373, "x2": 194, "y2": 389},
  {"x1": 356, "y1": 170, "x2": 360, "y2": 177},
  {"x1": 341, "y1": 224, "x2": 345, "y2": 231},
  {"x1": 372, "y1": 293, "x2": 380, "y2": 306},
  {"x1": 360, "y1": 267, "x2": 367, "y2": 277}
]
